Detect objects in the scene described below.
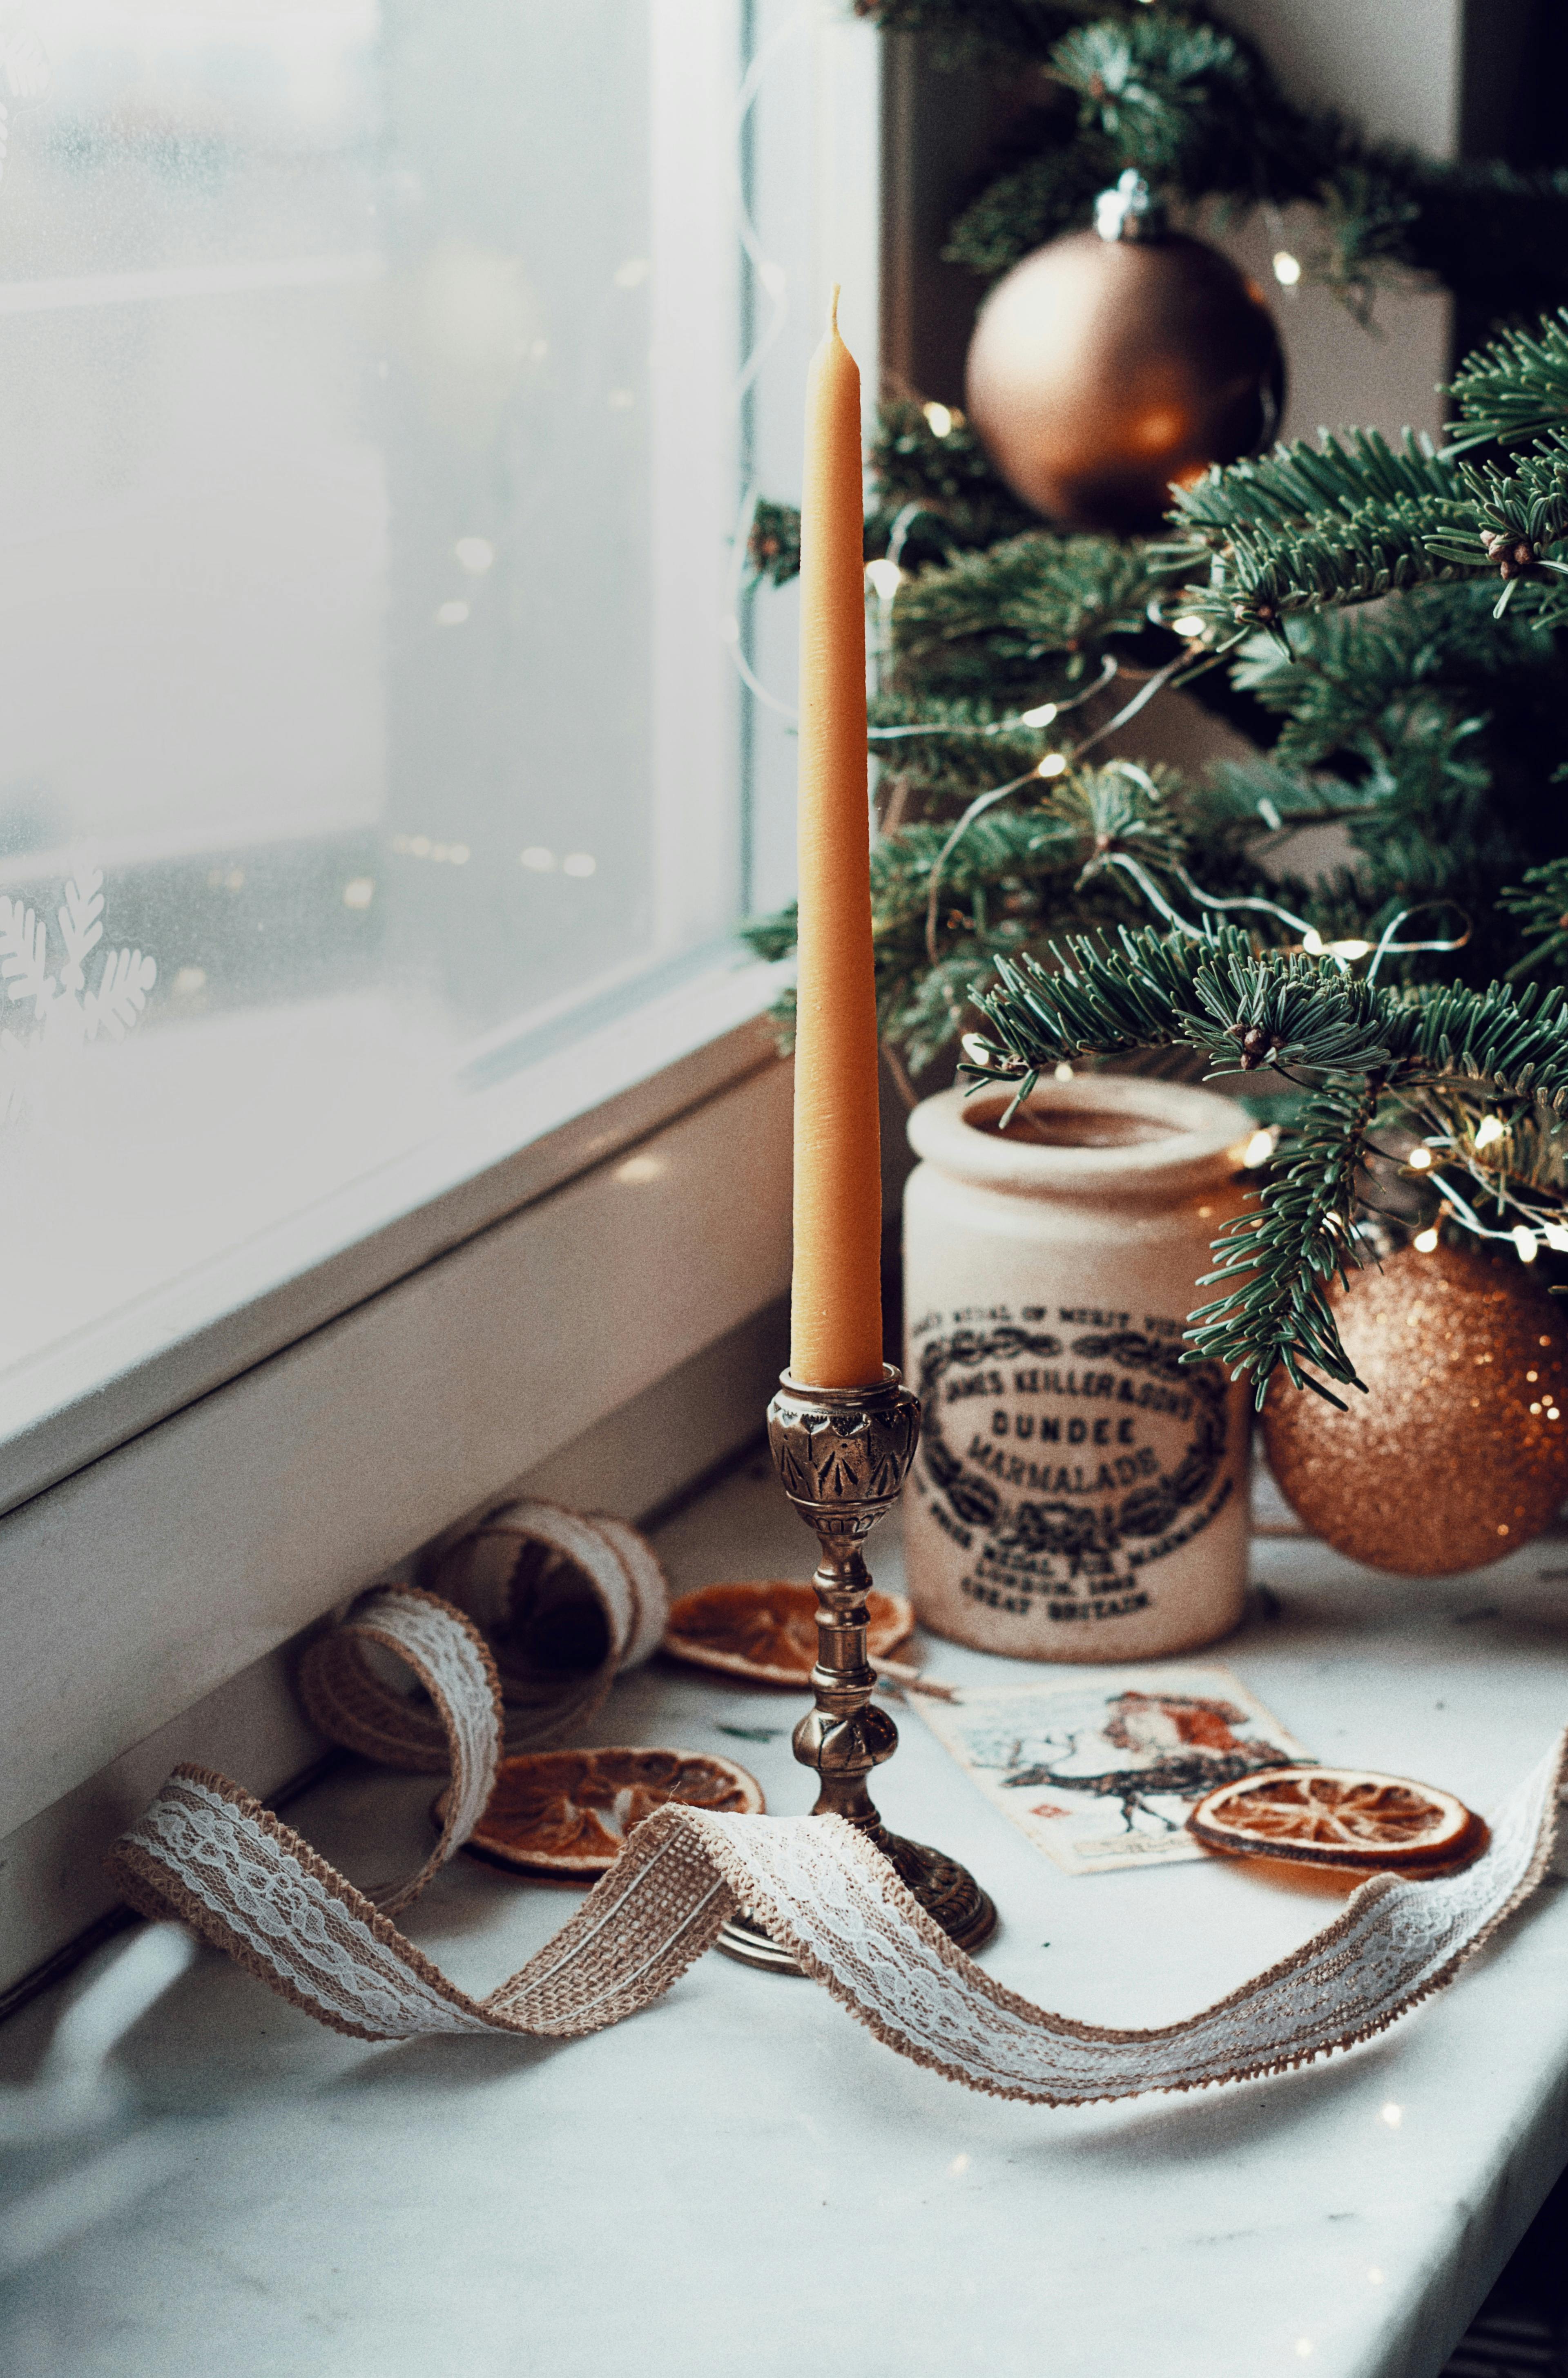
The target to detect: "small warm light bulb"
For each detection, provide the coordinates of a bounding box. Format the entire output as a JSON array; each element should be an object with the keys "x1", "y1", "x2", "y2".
[
  {"x1": 1473, "y1": 1115, "x2": 1506, "y2": 1150},
  {"x1": 1171, "y1": 612, "x2": 1206, "y2": 638},
  {"x1": 1413, "y1": 1227, "x2": 1440, "y2": 1253},
  {"x1": 1326, "y1": 937, "x2": 1372, "y2": 960},
  {"x1": 1020, "y1": 701, "x2": 1059, "y2": 728},
  {"x1": 1545, "y1": 1222, "x2": 1568, "y2": 1252},
  {"x1": 1380, "y1": 2102, "x2": 1403, "y2": 2128},
  {"x1": 1053, "y1": 1061, "x2": 1074, "y2": 1082},
  {"x1": 1408, "y1": 1145, "x2": 1433, "y2": 1170},
  {"x1": 1037, "y1": 752, "x2": 1068, "y2": 778},
  {"x1": 961, "y1": 1032, "x2": 992, "y2": 1065},
  {"x1": 563, "y1": 852, "x2": 597, "y2": 878},
  {"x1": 455, "y1": 536, "x2": 494, "y2": 573},
  {"x1": 1301, "y1": 927, "x2": 1325, "y2": 956},
  {"x1": 1242, "y1": 1128, "x2": 1276, "y2": 1167},
  {"x1": 1273, "y1": 250, "x2": 1303, "y2": 287},
  {"x1": 923, "y1": 402, "x2": 954, "y2": 438},
  {"x1": 865, "y1": 558, "x2": 903, "y2": 600},
  {"x1": 1514, "y1": 1225, "x2": 1539, "y2": 1263}
]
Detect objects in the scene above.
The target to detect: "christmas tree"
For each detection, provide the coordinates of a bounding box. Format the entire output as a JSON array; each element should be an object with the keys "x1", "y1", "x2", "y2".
[{"x1": 744, "y1": 2, "x2": 1568, "y2": 1404}]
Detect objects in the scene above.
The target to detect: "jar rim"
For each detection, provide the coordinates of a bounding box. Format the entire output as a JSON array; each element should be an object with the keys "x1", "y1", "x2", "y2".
[{"x1": 907, "y1": 1075, "x2": 1253, "y2": 1197}]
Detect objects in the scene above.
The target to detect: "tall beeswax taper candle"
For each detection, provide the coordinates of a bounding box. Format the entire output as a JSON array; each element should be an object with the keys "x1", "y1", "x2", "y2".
[{"x1": 789, "y1": 290, "x2": 884, "y2": 1389}]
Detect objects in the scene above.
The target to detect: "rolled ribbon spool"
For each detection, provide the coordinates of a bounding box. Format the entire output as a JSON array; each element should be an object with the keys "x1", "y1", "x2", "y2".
[{"x1": 301, "y1": 1501, "x2": 669, "y2": 1770}]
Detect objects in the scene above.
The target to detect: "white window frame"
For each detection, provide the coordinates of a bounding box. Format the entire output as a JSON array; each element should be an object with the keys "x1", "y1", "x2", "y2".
[{"x1": 0, "y1": 4, "x2": 880, "y2": 1898}]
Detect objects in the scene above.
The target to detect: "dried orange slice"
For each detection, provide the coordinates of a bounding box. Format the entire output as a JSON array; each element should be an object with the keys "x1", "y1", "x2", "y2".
[
  {"x1": 1188, "y1": 1765, "x2": 1488, "y2": 1876},
  {"x1": 663, "y1": 1579, "x2": 914, "y2": 1688},
  {"x1": 439, "y1": 1746, "x2": 764, "y2": 1878}
]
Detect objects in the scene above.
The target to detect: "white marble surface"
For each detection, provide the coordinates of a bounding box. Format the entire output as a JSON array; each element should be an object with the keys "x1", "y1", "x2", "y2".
[{"x1": 2, "y1": 1461, "x2": 1566, "y2": 2378}]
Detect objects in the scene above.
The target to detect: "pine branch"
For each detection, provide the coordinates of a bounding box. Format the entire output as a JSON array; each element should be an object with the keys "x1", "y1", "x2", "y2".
[
  {"x1": 1226, "y1": 591, "x2": 1504, "y2": 771},
  {"x1": 1311, "y1": 160, "x2": 1424, "y2": 323},
  {"x1": 869, "y1": 689, "x2": 1053, "y2": 808},
  {"x1": 972, "y1": 927, "x2": 1398, "y2": 1078},
  {"x1": 1186, "y1": 1080, "x2": 1374, "y2": 1407},
  {"x1": 865, "y1": 3, "x2": 1568, "y2": 331},
  {"x1": 851, "y1": 0, "x2": 1102, "y2": 73},
  {"x1": 869, "y1": 401, "x2": 1038, "y2": 554},
  {"x1": 1397, "y1": 974, "x2": 1568, "y2": 1108},
  {"x1": 963, "y1": 928, "x2": 1568, "y2": 1393},
  {"x1": 746, "y1": 405, "x2": 1034, "y2": 590},
  {"x1": 889, "y1": 528, "x2": 1158, "y2": 699},
  {"x1": 1051, "y1": 16, "x2": 1325, "y2": 203},
  {"x1": 745, "y1": 767, "x2": 1197, "y2": 1072},
  {"x1": 1191, "y1": 755, "x2": 1372, "y2": 837},
  {"x1": 1500, "y1": 857, "x2": 1568, "y2": 980},
  {"x1": 747, "y1": 499, "x2": 800, "y2": 587},
  {"x1": 1168, "y1": 428, "x2": 1462, "y2": 549},
  {"x1": 944, "y1": 138, "x2": 1116, "y2": 279},
  {"x1": 1446, "y1": 307, "x2": 1568, "y2": 453},
  {"x1": 1167, "y1": 430, "x2": 1568, "y2": 634}
]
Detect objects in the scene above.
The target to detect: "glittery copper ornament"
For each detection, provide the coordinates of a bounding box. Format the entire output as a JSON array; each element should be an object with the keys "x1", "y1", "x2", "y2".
[
  {"x1": 1261, "y1": 1241, "x2": 1568, "y2": 1575},
  {"x1": 964, "y1": 228, "x2": 1283, "y2": 534}
]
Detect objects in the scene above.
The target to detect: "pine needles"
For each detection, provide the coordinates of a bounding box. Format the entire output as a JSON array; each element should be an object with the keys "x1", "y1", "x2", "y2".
[
  {"x1": 963, "y1": 932, "x2": 1568, "y2": 1401},
  {"x1": 741, "y1": 7, "x2": 1568, "y2": 1402}
]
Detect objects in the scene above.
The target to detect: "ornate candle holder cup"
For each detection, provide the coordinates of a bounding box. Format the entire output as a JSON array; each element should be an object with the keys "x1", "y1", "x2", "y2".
[{"x1": 716, "y1": 1365, "x2": 997, "y2": 1971}]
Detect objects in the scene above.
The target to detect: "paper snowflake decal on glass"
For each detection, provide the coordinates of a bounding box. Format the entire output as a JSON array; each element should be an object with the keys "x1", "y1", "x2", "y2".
[{"x1": 0, "y1": 869, "x2": 158, "y2": 1123}]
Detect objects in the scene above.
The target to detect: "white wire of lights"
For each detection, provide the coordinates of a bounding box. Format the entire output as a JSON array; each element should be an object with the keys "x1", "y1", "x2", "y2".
[
  {"x1": 721, "y1": 5, "x2": 811, "y2": 721},
  {"x1": 721, "y1": 46, "x2": 1568, "y2": 1275}
]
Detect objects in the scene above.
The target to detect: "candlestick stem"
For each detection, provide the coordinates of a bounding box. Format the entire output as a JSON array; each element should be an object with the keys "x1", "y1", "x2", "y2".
[{"x1": 716, "y1": 1367, "x2": 997, "y2": 1971}]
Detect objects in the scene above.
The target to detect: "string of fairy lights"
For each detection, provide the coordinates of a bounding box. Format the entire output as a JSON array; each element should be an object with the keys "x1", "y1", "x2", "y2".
[{"x1": 726, "y1": 34, "x2": 1568, "y2": 1268}]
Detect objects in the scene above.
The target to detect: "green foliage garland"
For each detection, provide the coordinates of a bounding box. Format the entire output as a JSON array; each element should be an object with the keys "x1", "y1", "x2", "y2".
[{"x1": 739, "y1": 5, "x2": 1568, "y2": 1398}]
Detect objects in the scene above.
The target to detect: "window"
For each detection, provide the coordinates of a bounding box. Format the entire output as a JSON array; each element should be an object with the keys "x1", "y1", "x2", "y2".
[{"x1": 0, "y1": 0, "x2": 774, "y2": 1420}]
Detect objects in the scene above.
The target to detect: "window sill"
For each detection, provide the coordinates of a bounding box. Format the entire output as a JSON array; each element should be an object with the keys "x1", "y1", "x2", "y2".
[
  {"x1": 0, "y1": 950, "x2": 795, "y2": 1844},
  {"x1": 0, "y1": 944, "x2": 787, "y2": 1519}
]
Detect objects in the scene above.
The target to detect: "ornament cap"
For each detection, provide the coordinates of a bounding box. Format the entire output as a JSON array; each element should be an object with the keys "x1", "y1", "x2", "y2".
[{"x1": 1094, "y1": 169, "x2": 1167, "y2": 243}]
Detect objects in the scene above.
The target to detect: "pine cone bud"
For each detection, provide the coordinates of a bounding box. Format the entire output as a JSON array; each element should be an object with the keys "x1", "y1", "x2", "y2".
[{"x1": 1227, "y1": 1020, "x2": 1279, "y2": 1071}]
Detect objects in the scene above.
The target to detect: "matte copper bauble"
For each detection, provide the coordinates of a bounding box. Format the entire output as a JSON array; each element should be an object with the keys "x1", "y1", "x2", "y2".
[
  {"x1": 1261, "y1": 1241, "x2": 1568, "y2": 1575},
  {"x1": 964, "y1": 230, "x2": 1284, "y2": 535}
]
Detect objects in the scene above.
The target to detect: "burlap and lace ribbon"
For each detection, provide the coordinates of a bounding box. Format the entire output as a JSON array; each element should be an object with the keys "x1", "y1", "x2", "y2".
[
  {"x1": 107, "y1": 1585, "x2": 1567, "y2": 2105},
  {"x1": 416, "y1": 1498, "x2": 669, "y2": 1748}
]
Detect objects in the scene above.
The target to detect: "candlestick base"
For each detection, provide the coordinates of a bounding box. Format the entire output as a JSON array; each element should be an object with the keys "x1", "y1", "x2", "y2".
[{"x1": 714, "y1": 1367, "x2": 997, "y2": 1974}]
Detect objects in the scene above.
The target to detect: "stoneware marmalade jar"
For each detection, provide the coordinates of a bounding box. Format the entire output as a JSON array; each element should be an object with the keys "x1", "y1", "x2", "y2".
[{"x1": 902, "y1": 1075, "x2": 1254, "y2": 1661}]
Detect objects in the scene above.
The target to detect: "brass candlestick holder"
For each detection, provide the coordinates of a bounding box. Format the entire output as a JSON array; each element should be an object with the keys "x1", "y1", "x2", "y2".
[{"x1": 716, "y1": 1365, "x2": 996, "y2": 1972}]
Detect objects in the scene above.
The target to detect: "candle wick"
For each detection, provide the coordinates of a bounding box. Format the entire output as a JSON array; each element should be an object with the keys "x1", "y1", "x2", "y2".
[{"x1": 829, "y1": 282, "x2": 841, "y2": 336}]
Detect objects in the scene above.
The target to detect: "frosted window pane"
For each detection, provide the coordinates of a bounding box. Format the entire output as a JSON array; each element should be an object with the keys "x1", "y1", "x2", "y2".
[{"x1": 0, "y1": 2, "x2": 738, "y2": 1376}]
